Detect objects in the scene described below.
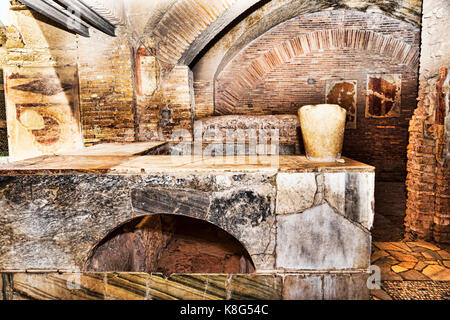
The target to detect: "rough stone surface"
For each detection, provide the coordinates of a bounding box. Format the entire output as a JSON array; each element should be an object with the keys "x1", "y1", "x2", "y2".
[
  {"x1": 209, "y1": 185, "x2": 277, "y2": 270},
  {"x1": 276, "y1": 203, "x2": 371, "y2": 270},
  {"x1": 106, "y1": 273, "x2": 149, "y2": 300},
  {"x1": 0, "y1": 158, "x2": 373, "y2": 280},
  {"x1": 323, "y1": 172, "x2": 346, "y2": 214},
  {"x1": 405, "y1": 0, "x2": 450, "y2": 243},
  {"x1": 0, "y1": 172, "x2": 279, "y2": 271},
  {"x1": 230, "y1": 275, "x2": 283, "y2": 300},
  {"x1": 372, "y1": 240, "x2": 450, "y2": 281},
  {"x1": 323, "y1": 273, "x2": 370, "y2": 300},
  {"x1": 12, "y1": 273, "x2": 105, "y2": 300},
  {"x1": 345, "y1": 172, "x2": 375, "y2": 230},
  {"x1": 379, "y1": 281, "x2": 450, "y2": 300},
  {"x1": 282, "y1": 275, "x2": 323, "y2": 300},
  {"x1": 276, "y1": 172, "x2": 317, "y2": 215},
  {"x1": 0, "y1": 271, "x2": 375, "y2": 300}
]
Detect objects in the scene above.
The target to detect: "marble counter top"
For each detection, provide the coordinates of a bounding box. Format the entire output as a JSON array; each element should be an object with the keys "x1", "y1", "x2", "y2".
[{"x1": 0, "y1": 155, "x2": 374, "y2": 175}]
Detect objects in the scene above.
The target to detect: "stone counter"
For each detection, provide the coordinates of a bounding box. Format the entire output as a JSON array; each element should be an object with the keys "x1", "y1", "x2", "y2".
[
  {"x1": 0, "y1": 155, "x2": 375, "y2": 299},
  {"x1": 0, "y1": 155, "x2": 373, "y2": 175}
]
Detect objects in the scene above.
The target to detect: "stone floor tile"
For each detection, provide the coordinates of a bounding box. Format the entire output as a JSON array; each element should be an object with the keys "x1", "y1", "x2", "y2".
[
  {"x1": 370, "y1": 289, "x2": 393, "y2": 300},
  {"x1": 437, "y1": 250, "x2": 450, "y2": 260},
  {"x1": 391, "y1": 265, "x2": 408, "y2": 273},
  {"x1": 390, "y1": 242, "x2": 413, "y2": 252},
  {"x1": 374, "y1": 256, "x2": 399, "y2": 269},
  {"x1": 371, "y1": 250, "x2": 390, "y2": 263},
  {"x1": 373, "y1": 242, "x2": 407, "y2": 252},
  {"x1": 379, "y1": 264, "x2": 403, "y2": 281},
  {"x1": 414, "y1": 261, "x2": 428, "y2": 272},
  {"x1": 397, "y1": 262, "x2": 416, "y2": 270},
  {"x1": 422, "y1": 265, "x2": 450, "y2": 281},
  {"x1": 399, "y1": 270, "x2": 431, "y2": 281},
  {"x1": 407, "y1": 241, "x2": 441, "y2": 251},
  {"x1": 387, "y1": 250, "x2": 419, "y2": 262},
  {"x1": 421, "y1": 250, "x2": 443, "y2": 260}
]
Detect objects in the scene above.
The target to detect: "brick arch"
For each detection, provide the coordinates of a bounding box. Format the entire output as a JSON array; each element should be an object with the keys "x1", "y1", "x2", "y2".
[
  {"x1": 147, "y1": 0, "x2": 250, "y2": 65},
  {"x1": 215, "y1": 29, "x2": 420, "y2": 114},
  {"x1": 145, "y1": 0, "x2": 421, "y2": 66}
]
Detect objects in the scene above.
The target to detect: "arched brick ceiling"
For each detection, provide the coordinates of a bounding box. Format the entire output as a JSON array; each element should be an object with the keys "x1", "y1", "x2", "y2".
[
  {"x1": 147, "y1": 0, "x2": 259, "y2": 65},
  {"x1": 215, "y1": 28, "x2": 420, "y2": 114},
  {"x1": 145, "y1": 0, "x2": 421, "y2": 66},
  {"x1": 214, "y1": 0, "x2": 422, "y2": 77}
]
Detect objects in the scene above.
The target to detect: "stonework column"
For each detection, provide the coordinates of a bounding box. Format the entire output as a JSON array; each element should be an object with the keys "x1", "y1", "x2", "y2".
[{"x1": 405, "y1": 0, "x2": 450, "y2": 243}]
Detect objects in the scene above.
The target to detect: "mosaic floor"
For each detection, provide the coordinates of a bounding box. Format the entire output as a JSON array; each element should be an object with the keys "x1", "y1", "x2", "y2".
[
  {"x1": 370, "y1": 182, "x2": 449, "y2": 300},
  {"x1": 370, "y1": 241, "x2": 450, "y2": 300}
]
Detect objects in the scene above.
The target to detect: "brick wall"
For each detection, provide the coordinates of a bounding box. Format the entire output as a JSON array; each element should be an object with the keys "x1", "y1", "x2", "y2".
[
  {"x1": 77, "y1": 28, "x2": 136, "y2": 145},
  {"x1": 405, "y1": 0, "x2": 450, "y2": 243},
  {"x1": 136, "y1": 65, "x2": 194, "y2": 142},
  {"x1": 406, "y1": 75, "x2": 450, "y2": 242},
  {"x1": 206, "y1": 10, "x2": 419, "y2": 181}
]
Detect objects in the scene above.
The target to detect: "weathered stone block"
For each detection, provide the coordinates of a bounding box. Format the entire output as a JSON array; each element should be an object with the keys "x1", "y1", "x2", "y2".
[
  {"x1": 0, "y1": 274, "x2": 13, "y2": 300},
  {"x1": 106, "y1": 273, "x2": 149, "y2": 300},
  {"x1": 276, "y1": 203, "x2": 371, "y2": 270},
  {"x1": 345, "y1": 172, "x2": 375, "y2": 230},
  {"x1": 323, "y1": 172, "x2": 346, "y2": 214},
  {"x1": 202, "y1": 275, "x2": 228, "y2": 300},
  {"x1": 11, "y1": 273, "x2": 105, "y2": 300},
  {"x1": 209, "y1": 185, "x2": 276, "y2": 270},
  {"x1": 276, "y1": 172, "x2": 317, "y2": 215},
  {"x1": 230, "y1": 275, "x2": 282, "y2": 300},
  {"x1": 282, "y1": 275, "x2": 323, "y2": 300},
  {"x1": 323, "y1": 273, "x2": 370, "y2": 300},
  {"x1": 131, "y1": 187, "x2": 210, "y2": 220},
  {"x1": 148, "y1": 274, "x2": 208, "y2": 300}
]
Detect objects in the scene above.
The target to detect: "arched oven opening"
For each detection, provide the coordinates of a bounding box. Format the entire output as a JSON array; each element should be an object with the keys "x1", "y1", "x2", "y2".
[{"x1": 85, "y1": 214, "x2": 255, "y2": 276}]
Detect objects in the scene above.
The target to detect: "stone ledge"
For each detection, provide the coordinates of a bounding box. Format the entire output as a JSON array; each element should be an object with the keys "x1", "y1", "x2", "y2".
[{"x1": 0, "y1": 272, "x2": 370, "y2": 300}]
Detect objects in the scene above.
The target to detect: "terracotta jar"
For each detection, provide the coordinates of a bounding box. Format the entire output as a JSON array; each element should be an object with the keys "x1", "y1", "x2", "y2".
[{"x1": 298, "y1": 104, "x2": 346, "y2": 162}]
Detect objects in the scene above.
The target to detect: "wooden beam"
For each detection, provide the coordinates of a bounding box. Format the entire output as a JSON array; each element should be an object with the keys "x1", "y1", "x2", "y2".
[
  {"x1": 18, "y1": 0, "x2": 90, "y2": 37},
  {"x1": 57, "y1": 0, "x2": 116, "y2": 36}
]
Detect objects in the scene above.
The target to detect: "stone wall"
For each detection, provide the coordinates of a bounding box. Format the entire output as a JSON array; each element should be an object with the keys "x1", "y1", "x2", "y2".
[
  {"x1": 405, "y1": 0, "x2": 450, "y2": 243},
  {"x1": 136, "y1": 65, "x2": 194, "y2": 142},
  {"x1": 2, "y1": 1, "x2": 424, "y2": 162},
  {"x1": 77, "y1": 28, "x2": 136, "y2": 145}
]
